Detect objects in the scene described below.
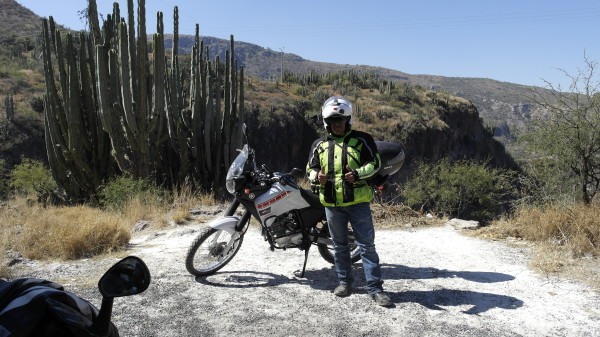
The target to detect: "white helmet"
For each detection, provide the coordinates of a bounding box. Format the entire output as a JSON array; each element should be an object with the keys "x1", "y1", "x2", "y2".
[{"x1": 322, "y1": 96, "x2": 353, "y2": 128}]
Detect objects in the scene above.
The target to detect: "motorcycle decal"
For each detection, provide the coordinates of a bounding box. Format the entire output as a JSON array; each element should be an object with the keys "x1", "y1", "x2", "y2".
[
  {"x1": 257, "y1": 190, "x2": 292, "y2": 209},
  {"x1": 259, "y1": 207, "x2": 271, "y2": 216}
]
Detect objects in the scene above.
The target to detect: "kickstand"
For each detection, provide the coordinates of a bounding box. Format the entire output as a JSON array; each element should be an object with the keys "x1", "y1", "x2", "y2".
[{"x1": 296, "y1": 248, "x2": 310, "y2": 278}]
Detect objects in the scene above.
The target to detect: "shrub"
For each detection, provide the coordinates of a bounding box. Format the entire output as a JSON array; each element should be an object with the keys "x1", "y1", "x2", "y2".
[
  {"x1": 292, "y1": 85, "x2": 308, "y2": 97},
  {"x1": 29, "y1": 96, "x2": 45, "y2": 113},
  {"x1": 291, "y1": 99, "x2": 314, "y2": 117},
  {"x1": 518, "y1": 157, "x2": 579, "y2": 206},
  {"x1": 402, "y1": 158, "x2": 516, "y2": 222},
  {"x1": 313, "y1": 87, "x2": 330, "y2": 103},
  {"x1": 0, "y1": 158, "x2": 8, "y2": 200},
  {"x1": 360, "y1": 112, "x2": 374, "y2": 124},
  {"x1": 375, "y1": 108, "x2": 394, "y2": 120},
  {"x1": 97, "y1": 175, "x2": 164, "y2": 210},
  {"x1": 264, "y1": 82, "x2": 279, "y2": 93},
  {"x1": 9, "y1": 158, "x2": 57, "y2": 198}
]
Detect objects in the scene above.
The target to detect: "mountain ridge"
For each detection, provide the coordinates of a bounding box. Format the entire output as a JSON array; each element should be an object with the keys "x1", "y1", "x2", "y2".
[
  {"x1": 2, "y1": 0, "x2": 547, "y2": 139},
  {"x1": 169, "y1": 33, "x2": 547, "y2": 137}
]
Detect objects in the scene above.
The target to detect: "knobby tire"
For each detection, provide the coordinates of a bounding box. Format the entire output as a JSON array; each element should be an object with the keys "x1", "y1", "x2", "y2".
[{"x1": 185, "y1": 226, "x2": 244, "y2": 276}]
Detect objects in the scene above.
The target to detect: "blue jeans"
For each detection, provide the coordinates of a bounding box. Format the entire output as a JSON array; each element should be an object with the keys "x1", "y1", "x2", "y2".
[{"x1": 325, "y1": 202, "x2": 384, "y2": 294}]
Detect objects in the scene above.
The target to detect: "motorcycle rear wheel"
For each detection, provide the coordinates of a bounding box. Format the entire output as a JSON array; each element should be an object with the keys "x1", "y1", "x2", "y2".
[
  {"x1": 317, "y1": 223, "x2": 361, "y2": 264},
  {"x1": 185, "y1": 226, "x2": 244, "y2": 276}
]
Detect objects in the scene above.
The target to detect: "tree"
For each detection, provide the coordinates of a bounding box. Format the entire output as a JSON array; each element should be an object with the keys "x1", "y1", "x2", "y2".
[{"x1": 527, "y1": 56, "x2": 600, "y2": 204}]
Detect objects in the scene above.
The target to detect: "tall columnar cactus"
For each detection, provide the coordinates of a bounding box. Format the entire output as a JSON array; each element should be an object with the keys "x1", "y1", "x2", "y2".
[
  {"x1": 41, "y1": 0, "x2": 245, "y2": 200},
  {"x1": 41, "y1": 18, "x2": 111, "y2": 200},
  {"x1": 4, "y1": 95, "x2": 15, "y2": 121}
]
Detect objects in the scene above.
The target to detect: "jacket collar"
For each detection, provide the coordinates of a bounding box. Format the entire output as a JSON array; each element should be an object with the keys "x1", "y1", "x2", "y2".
[{"x1": 328, "y1": 129, "x2": 352, "y2": 141}]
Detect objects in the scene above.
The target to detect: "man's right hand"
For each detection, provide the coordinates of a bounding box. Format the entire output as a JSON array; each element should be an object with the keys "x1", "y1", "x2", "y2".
[{"x1": 318, "y1": 168, "x2": 328, "y2": 184}]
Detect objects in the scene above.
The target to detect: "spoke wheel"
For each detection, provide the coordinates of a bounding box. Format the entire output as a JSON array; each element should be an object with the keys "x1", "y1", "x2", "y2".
[{"x1": 185, "y1": 227, "x2": 244, "y2": 276}]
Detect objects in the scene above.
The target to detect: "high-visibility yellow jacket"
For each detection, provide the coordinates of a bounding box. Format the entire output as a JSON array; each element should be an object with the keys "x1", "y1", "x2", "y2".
[{"x1": 307, "y1": 129, "x2": 381, "y2": 206}]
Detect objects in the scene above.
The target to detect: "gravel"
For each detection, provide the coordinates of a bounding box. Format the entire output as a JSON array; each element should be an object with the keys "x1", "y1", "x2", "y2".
[{"x1": 7, "y1": 221, "x2": 600, "y2": 337}]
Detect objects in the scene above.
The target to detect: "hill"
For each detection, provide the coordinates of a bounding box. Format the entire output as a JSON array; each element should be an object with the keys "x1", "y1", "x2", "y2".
[
  {"x1": 0, "y1": 0, "x2": 44, "y2": 40},
  {"x1": 0, "y1": 0, "x2": 48, "y2": 120},
  {"x1": 171, "y1": 34, "x2": 548, "y2": 139},
  {"x1": 1, "y1": 0, "x2": 547, "y2": 139},
  {"x1": 0, "y1": 0, "x2": 518, "y2": 194}
]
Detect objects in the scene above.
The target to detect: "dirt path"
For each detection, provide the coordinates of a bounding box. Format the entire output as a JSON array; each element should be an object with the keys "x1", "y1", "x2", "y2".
[{"x1": 8, "y1": 222, "x2": 600, "y2": 336}]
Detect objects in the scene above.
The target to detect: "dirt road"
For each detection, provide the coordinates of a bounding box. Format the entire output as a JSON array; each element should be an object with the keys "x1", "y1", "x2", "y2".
[{"x1": 9, "y1": 221, "x2": 600, "y2": 336}]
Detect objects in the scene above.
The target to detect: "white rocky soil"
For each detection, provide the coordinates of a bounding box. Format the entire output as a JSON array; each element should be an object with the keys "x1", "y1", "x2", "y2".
[{"x1": 7, "y1": 217, "x2": 600, "y2": 336}]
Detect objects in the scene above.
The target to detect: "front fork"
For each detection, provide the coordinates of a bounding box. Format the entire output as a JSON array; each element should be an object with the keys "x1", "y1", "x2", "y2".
[
  {"x1": 225, "y1": 198, "x2": 251, "y2": 232},
  {"x1": 224, "y1": 198, "x2": 240, "y2": 216}
]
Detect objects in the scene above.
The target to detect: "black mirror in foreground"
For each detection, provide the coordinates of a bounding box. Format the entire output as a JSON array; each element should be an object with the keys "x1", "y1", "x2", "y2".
[
  {"x1": 98, "y1": 256, "x2": 151, "y2": 298},
  {"x1": 89, "y1": 256, "x2": 151, "y2": 336}
]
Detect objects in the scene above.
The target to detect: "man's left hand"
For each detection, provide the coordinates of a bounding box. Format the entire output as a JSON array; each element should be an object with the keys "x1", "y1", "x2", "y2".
[{"x1": 344, "y1": 165, "x2": 357, "y2": 184}]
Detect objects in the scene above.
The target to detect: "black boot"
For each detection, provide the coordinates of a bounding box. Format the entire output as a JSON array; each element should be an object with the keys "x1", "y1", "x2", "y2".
[{"x1": 333, "y1": 284, "x2": 352, "y2": 297}]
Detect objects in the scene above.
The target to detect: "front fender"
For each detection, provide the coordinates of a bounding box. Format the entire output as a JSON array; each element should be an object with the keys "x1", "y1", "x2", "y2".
[{"x1": 207, "y1": 216, "x2": 239, "y2": 234}]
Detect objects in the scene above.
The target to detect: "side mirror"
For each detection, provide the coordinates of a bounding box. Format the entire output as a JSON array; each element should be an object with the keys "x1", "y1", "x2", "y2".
[
  {"x1": 242, "y1": 123, "x2": 249, "y2": 146},
  {"x1": 98, "y1": 256, "x2": 151, "y2": 298},
  {"x1": 90, "y1": 256, "x2": 151, "y2": 336},
  {"x1": 290, "y1": 168, "x2": 304, "y2": 179}
]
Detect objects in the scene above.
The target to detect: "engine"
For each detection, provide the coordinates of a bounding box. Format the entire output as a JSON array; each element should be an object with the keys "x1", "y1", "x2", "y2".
[{"x1": 267, "y1": 211, "x2": 304, "y2": 248}]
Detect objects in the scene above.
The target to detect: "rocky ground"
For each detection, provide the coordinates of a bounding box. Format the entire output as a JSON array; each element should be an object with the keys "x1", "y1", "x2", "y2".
[{"x1": 7, "y1": 215, "x2": 600, "y2": 336}]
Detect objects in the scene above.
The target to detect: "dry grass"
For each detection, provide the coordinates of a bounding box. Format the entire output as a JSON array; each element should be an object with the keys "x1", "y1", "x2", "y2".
[
  {"x1": 481, "y1": 204, "x2": 600, "y2": 257},
  {"x1": 166, "y1": 185, "x2": 219, "y2": 225},
  {"x1": 0, "y1": 188, "x2": 220, "y2": 278},
  {"x1": 0, "y1": 206, "x2": 10, "y2": 278},
  {"x1": 475, "y1": 203, "x2": 600, "y2": 289},
  {"x1": 112, "y1": 185, "x2": 220, "y2": 229},
  {"x1": 11, "y1": 203, "x2": 131, "y2": 260},
  {"x1": 372, "y1": 203, "x2": 445, "y2": 229}
]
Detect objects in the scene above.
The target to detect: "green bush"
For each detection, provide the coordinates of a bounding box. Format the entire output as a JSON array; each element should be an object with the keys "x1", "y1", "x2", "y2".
[
  {"x1": 402, "y1": 158, "x2": 516, "y2": 222},
  {"x1": 313, "y1": 87, "x2": 330, "y2": 103},
  {"x1": 517, "y1": 157, "x2": 579, "y2": 207},
  {"x1": 0, "y1": 159, "x2": 8, "y2": 200},
  {"x1": 29, "y1": 96, "x2": 45, "y2": 113},
  {"x1": 292, "y1": 85, "x2": 309, "y2": 97},
  {"x1": 360, "y1": 112, "x2": 374, "y2": 124},
  {"x1": 9, "y1": 158, "x2": 57, "y2": 198},
  {"x1": 97, "y1": 175, "x2": 164, "y2": 210}
]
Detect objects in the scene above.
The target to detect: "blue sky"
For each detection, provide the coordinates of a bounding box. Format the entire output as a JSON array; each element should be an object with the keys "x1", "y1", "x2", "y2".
[{"x1": 15, "y1": 0, "x2": 600, "y2": 88}]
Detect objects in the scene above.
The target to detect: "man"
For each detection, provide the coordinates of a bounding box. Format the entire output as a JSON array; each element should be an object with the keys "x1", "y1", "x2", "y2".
[{"x1": 307, "y1": 96, "x2": 392, "y2": 307}]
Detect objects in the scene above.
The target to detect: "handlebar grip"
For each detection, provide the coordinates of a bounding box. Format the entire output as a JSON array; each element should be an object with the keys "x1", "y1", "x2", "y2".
[
  {"x1": 261, "y1": 164, "x2": 272, "y2": 173},
  {"x1": 289, "y1": 168, "x2": 305, "y2": 179}
]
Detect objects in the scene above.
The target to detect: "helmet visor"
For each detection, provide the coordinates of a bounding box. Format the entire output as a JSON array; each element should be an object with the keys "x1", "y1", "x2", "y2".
[{"x1": 325, "y1": 115, "x2": 351, "y2": 125}]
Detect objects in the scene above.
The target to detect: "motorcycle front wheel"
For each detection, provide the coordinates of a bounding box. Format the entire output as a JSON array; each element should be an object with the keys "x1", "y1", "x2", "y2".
[
  {"x1": 185, "y1": 227, "x2": 244, "y2": 276},
  {"x1": 317, "y1": 222, "x2": 361, "y2": 264}
]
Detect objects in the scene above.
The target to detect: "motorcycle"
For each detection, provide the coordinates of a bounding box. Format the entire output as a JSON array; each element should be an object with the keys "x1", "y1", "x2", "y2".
[
  {"x1": 0, "y1": 256, "x2": 150, "y2": 337},
  {"x1": 185, "y1": 125, "x2": 405, "y2": 278}
]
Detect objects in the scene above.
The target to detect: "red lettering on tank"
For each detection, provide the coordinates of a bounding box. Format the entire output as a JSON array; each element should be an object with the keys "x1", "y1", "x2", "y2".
[{"x1": 257, "y1": 191, "x2": 292, "y2": 209}]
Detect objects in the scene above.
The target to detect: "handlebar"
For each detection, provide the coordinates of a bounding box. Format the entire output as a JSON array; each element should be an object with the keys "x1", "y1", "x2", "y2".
[
  {"x1": 261, "y1": 164, "x2": 273, "y2": 174},
  {"x1": 241, "y1": 144, "x2": 304, "y2": 189},
  {"x1": 251, "y1": 167, "x2": 302, "y2": 189}
]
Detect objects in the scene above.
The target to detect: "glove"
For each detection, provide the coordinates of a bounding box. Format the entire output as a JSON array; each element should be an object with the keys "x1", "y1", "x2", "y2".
[{"x1": 311, "y1": 183, "x2": 320, "y2": 194}]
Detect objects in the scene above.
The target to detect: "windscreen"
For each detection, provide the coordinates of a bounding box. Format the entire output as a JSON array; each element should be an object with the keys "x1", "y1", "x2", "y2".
[{"x1": 226, "y1": 145, "x2": 249, "y2": 194}]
